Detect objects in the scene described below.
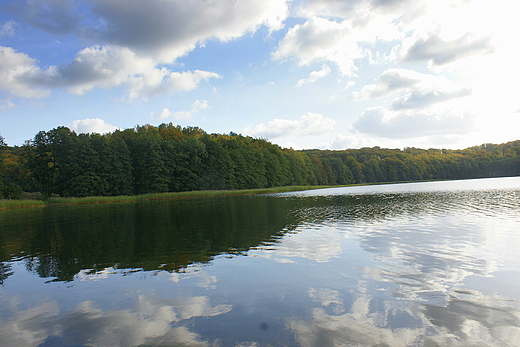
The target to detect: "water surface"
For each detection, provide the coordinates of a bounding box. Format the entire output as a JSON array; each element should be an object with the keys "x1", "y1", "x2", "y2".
[{"x1": 1, "y1": 177, "x2": 520, "y2": 346}]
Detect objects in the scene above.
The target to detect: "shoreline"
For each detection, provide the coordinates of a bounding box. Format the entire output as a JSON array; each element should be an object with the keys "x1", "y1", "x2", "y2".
[
  {"x1": 0, "y1": 185, "x2": 341, "y2": 210},
  {"x1": 1, "y1": 177, "x2": 508, "y2": 210}
]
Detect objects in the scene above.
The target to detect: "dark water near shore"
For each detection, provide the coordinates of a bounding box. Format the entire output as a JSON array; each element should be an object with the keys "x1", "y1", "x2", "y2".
[{"x1": 1, "y1": 177, "x2": 519, "y2": 346}]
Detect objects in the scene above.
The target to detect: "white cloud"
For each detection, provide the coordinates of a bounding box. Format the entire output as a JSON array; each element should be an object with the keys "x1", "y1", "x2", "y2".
[
  {"x1": 402, "y1": 31, "x2": 494, "y2": 66},
  {"x1": 277, "y1": 0, "x2": 499, "y2": 81},
  {"x1": 86, "y1": 0, "x2": 289, "y2": 62},
  {"x1": 353, "y1": 106, "x2": 476, "y2": 139},
  {"x1": 244, "y1": 112, "x2": 336, "y2": 139},
  {"x1": 353, "y1": 68, "x2": 472, "y2": 109},
  {"x1": 3, "y1": 0, "x2": 283, "y2": 99},
  {"x1": 128, "y1": 70, "x2": 221, "y2": 100},
  {"x1": 174, "y1": 100, "x2": 209, "y2": 120},
  {"x1": 353, "y1": 69, "x2": 424, "y2": 100},
  {"x1": 272, "y1": 17, "x2": 363, "y2": 76},
  {"x1": 297, "y1": 64, "x2": 331, "y2": 87},
  {"x1": 391, "y1": 88, "x2": 471, "y2": 110},
  {"x1": 156, "y1": 108, "x2": 172, "y2": 120},
  {"x1": 8, "y1": 0, "x2": 289, "y2": 62},
  {"x1": 0, "y1": 46, "x2": 50, "y2": 99},
  {"x1": 61, "y1": 46, "x2": 221, "y2": 97},
  {"x1": 155, "y1": 100, "x2": 210, "y2": 120},
  {"x1": 68, "y1": 118, "x2": 118, "y2": 134},
  {"x1": 273, "y1": 0, "x2": 414, "y2": 75},
  {"x1": 1, "y1": 45, "x2": 221, "y2": 99}
]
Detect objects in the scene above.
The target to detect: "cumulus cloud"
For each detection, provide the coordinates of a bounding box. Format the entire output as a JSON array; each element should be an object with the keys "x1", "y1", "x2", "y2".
[
  {"x1": 272, "y1": 17, "x2": 363, "y2": 76},
  {"x1": 156, "y1": 108, "x2": 172, "y2": 120},
  {"x1": 126, "y1": 69, "x2": 220, "y2": 100},
  {"x1": 244, "y1": 112, "x2": 336, "y2": 139},
  {"x1": 353, "y1": 68, "x2": 472, "y2": 109},
  {"x1": 1, "y1": 45, "x2": 221, "y2": 99},
  {"x1": 391, "y1": 88, "x2": 471, "y2": 110},
  {"x1": 85, "y1": 0, "x2": 289, "y2": 62},
  {"x1": 0, "y1": 46, "x2": 50, "y2": 99},
  {"x1": 68, "y1": 118, "x2": 118, "y2": 134},
  {"x1": 403, "y1": 31, "x2": 494, "y2": 66},
  {"x1": 154, "y1": 100, "x2": 209, "y2": 120},
  {"x1": 173, "y1": 100, "x2": 209, "y2": 120},
  {"x1": 297, "y1": 64, "x2": 331, "y2": 87},
  {"x1": 273, "y1": 0, "x2": 420, "y2": 75},
  {"x1": 7, "y1": 0, "x2": 288, "y2": 61},
  {"x1": 353, "y1": 106, "x2": 475, "y2": 139},
  {"x1": 2, "y1": 0, "x2": 284, "y2": 99},
  {"x1": 277, "y1": 0, "x2": 496, "y2": 79},
  {"x1": 353, "y1": 68, "x2": 424, "y2": 100}
]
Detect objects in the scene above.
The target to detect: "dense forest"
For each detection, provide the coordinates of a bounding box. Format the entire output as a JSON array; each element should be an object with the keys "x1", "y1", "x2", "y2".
[{"x1": 1, "y1": 123, "x2": 519, "y2": 199}]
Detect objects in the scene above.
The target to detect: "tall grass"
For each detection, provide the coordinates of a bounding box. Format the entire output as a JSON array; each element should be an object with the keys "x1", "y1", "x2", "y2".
[
  {"x1": 0, "y1": 180, "x2": 446, "y2": 210},
  {"x1": 0, "y1": 199, "x2": 46, "y2": 209},
  {"x1": 0, "y1": 185, "x2": 341, "y2": 209},
  {"x1": 45, "y1": 186, "x2": 334, "y2": 206}
]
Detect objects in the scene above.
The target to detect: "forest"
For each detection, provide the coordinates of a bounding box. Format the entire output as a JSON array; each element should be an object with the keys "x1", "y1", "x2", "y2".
[{"x1": 1, "y1": 123, "x2": 519, "y2": 199}]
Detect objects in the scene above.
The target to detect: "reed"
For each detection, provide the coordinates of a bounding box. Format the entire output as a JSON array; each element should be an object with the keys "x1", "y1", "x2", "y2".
[
  {"x1": 0, "y1": 185, "x2": 343, "y2": 209},
  {"x1": 0, "y1": 199, "x2": 46, "y2": 209},
  {"x1": 45, "y1": 186, "x2": 336, "y2": 206}
]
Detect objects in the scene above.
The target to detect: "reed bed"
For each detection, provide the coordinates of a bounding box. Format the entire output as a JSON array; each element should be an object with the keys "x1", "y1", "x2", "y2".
[
  {"x1": 46, "y1": 186, "x2": 335, "y2": 205},
  {"x1": 0, "y1": 199, "x2": 46, "y2": 209},
  {"x1": 0, "y1": 186, "x2": 337, "y2": 209}
]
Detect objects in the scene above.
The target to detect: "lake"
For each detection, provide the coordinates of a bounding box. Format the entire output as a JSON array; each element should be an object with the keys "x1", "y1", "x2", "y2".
[{"x1": 1, "y1": 177, "x2": 520, "y2": 346}]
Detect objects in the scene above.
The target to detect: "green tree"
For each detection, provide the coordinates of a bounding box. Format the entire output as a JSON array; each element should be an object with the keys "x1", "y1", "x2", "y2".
[
  {"x1": 23, "y1": 130, "x2": 60, "y2": 197},
  {"x1": 257, "y1": 140, "x2": 290, "y2": 187},
  {"x1": 198, "y1": 135, "x2": 234, "y2": 190},
  {"x1": 106, "y1": 137, "x2": 134, "y2": 195},
  {"x1": 0, "y1": 134, "x2": 6, "y2": 197},
  {"x1": 344, "y1": 155, "x2": 366, "y2": 183},
  {"x1": 168, "y1": 137, "x2": 207, "y2": 192},
  {"x1": 131, "y1": 134, "x2": 168, "y2": 194},
  {"x1": 220, "y1": 136, "x2": 267, "y2": 189}
]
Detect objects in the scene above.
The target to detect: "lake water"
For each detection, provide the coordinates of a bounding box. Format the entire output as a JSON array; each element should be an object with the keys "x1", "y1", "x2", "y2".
[{"x1": 1, "y1": 177, "x2": 520, "y2": 346}]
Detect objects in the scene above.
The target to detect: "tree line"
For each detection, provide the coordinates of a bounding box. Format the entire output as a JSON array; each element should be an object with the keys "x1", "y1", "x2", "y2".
[{"x1": 1, "y1": 124, "x2": 519, "y2": 198}]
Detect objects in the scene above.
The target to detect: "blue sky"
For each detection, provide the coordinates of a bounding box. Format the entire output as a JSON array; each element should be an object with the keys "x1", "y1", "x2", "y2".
[{"x1": 1, "y1": 0, "x2": 518, "y2": 149}]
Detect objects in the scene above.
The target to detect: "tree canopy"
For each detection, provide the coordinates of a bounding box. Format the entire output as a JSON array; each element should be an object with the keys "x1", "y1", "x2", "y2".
[{"x1": 1, "y1": 124, "x2": 519, "y2": 198}]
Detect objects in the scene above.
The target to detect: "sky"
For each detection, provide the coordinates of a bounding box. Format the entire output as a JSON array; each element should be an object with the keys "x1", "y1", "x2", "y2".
[{"x1": 0, "y1": 0, "x2": 519, "y2": 150}]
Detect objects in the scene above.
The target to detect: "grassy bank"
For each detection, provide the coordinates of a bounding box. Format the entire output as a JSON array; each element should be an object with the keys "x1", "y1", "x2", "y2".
[
  {"x1": 1, "y1": 179, "x2": 459, "y2": 210},
  {"x1": 0, "y1": 199, "x2": 46, "y2": 209},
  {"x1": 0, "y1": 185, "x2": 338, "y2": 210}
]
